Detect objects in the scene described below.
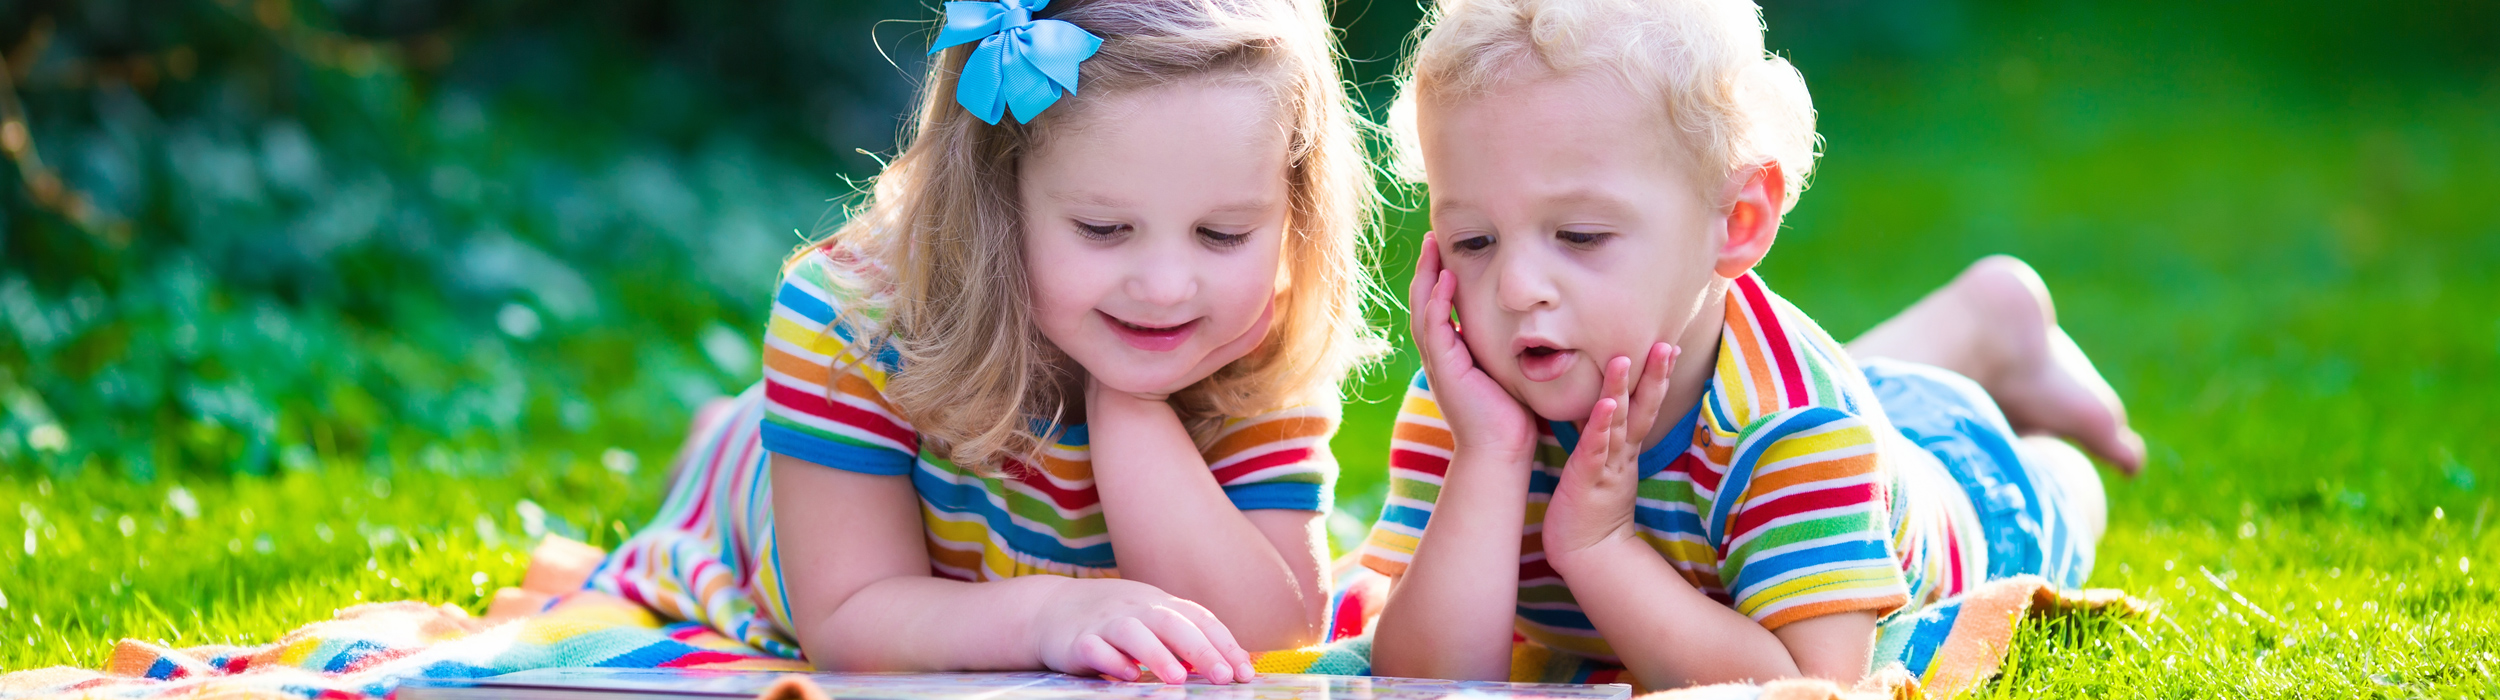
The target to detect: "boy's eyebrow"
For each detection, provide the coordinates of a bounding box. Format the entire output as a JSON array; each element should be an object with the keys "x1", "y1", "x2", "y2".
[{"x1": 1429, "y1": 190, "x2": 1641, "y2": 219}]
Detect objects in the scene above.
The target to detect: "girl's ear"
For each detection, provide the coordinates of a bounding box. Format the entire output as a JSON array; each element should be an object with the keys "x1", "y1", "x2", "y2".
[{"x1": 1714, "y1": 161, "x2": 1786, "y2": 279}]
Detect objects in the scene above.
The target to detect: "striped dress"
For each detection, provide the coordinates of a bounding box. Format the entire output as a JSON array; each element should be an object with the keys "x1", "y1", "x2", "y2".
[
  {"x1": 1360, "y1": 272, "x2": 1988, "y2": 665},
  {"x1": 586, "y1": 246, "x2": 1343, "y2": 658}
]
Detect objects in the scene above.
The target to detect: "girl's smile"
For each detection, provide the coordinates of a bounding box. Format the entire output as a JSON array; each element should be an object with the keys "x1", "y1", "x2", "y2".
[{"x1": 1102, "y1": 312, "x2": 1200, "y2": 352}]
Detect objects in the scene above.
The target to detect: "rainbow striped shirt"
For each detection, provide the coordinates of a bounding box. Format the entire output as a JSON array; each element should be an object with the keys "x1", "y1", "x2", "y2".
[
  {"x1": 1359, "y1": 273, "x2": 1984, "y2": 662},
  {"x1": 761, "y1": 247, "x2": 1342, "y2": 582}
]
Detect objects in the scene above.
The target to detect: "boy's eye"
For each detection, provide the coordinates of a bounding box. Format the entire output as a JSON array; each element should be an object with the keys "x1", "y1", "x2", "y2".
[
  {"x1": 1557, "y1": 230, "x2": 1608, "y2": 246},
  {"x1": 1076, "y1": 221, "x2": 1127, "y2": 239},
  {"x1": 1198, "y1": 226, "x2": 1251, "y2": 247},
  {"x1": 1451, "y1": 234, "x2": 1493, "y2": 252}
]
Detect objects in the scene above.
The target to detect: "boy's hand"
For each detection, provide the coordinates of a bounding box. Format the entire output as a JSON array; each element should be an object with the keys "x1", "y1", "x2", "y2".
[
  {"x1": 1411, "y1": 234, "x2": 1539, "y2": 462},
  {"x1": 1032, "y1": 578, "x2": 1257, "y2": 684},
  {"x1": 1544, "y1": 344, "x2": 1679, "y2": 568}
]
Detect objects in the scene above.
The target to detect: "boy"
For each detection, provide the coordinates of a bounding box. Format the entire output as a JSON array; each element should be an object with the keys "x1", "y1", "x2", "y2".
[{"x1": 1361, "y1": 0, "x2": 2139, "y2": 688}]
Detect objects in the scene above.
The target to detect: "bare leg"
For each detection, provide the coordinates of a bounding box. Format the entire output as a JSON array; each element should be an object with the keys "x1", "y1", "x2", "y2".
[{"x1": 1848, "y1": 256, "x2": 2146, "y2": 474}]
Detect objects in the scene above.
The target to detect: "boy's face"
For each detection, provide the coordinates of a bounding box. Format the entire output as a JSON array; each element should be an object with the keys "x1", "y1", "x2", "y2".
[{"x1": 1420, "y1": 72, "x2": 1729, "y2": 422}]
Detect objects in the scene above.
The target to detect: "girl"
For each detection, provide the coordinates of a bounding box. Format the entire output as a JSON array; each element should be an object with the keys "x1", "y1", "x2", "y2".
[{"x1": 579, "y1": 0, "x2": 1381, "y2": 683}]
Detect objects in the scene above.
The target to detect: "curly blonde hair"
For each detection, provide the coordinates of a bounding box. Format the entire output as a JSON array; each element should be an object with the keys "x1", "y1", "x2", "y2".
[
  {"x1": 1388, "y1": 0, "x2": 1820, "y2": 211},
  {"x1": 802, "y1": 0, "x2": 1384, "y2": 473}
]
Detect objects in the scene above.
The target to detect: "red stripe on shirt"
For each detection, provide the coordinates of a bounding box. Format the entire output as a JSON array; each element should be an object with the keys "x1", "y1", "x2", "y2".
[
  {"x1": 1389, "y1": 448, "x2": 1452, "y2": 477},
  {"x1": 1736, "y1": 274, "x2": 1809, "y2": 409},
  {"x1": 1728, "y1": 482, "x2": 1880, "y2": 539},
  {"x1": 1209, "y1": 447, "x2": 1311, "y2": 484},
  {"x1": 763, "y1": 380, "x2": 915, "y2": 447}
]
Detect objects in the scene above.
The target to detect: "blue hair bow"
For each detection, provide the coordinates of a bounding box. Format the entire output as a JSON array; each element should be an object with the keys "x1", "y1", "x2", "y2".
[{"x1": 929, "y1": 0, "x2": 1104, "y2": 125}]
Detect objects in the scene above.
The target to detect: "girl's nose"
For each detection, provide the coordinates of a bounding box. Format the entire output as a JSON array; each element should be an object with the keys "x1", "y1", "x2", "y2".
[{"x1": 1123, "y1": 242, "x2": 1199, "y2": 306}]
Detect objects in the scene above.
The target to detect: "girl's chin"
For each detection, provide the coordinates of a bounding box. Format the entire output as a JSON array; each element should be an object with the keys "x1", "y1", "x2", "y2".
[{"x1": 1084, "y1": 359, "x2": 1211, "y2": 397}]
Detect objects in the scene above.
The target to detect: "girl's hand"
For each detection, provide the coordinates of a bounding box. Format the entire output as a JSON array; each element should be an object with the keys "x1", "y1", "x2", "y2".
[
  {"x1": 1031, "y1": 578, "x2": 1257, "y2": 685},
  {"x1": 1543, "y1": 344, "x2": 1679, "y2": 569},
  {"x1": 1411, "y1": 234, "x2": 1539, "y2": 462}
]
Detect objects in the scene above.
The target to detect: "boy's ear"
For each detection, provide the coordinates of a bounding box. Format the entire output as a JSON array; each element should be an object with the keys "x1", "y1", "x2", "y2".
[{"x1": 1714, "y1": 160, "x2": 1786, "y2": 279}]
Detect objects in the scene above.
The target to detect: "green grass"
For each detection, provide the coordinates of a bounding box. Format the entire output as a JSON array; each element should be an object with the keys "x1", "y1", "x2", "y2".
[{"x1": 8, "y1": 1, "x2": 2500, "y2": 696}]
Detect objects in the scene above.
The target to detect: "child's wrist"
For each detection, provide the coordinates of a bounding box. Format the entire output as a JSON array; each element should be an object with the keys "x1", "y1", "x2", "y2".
[
  {"x1": 1544, "y1": 530, "x2": 1641, "y2": 580},
  {"x1": 1451, "y1": 437, "x2": 1537, "y2": 467}
]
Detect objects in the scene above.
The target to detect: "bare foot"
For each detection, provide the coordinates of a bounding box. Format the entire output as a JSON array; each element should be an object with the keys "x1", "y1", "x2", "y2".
[
  {"x1": 521, "y1": 534, "x2": 608, "y2": 594},
  {"x1": 1849, "y1": 256, "x2": 2145, "y2": 474},
  {"x1": 1939, "y1": 257, "x2": 2147, "y2": 475},
  {"x1": 481, "y1": 535, "x2": 610, "y2": 624}
]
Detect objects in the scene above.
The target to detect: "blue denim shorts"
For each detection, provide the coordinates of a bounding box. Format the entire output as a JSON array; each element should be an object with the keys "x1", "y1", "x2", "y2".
[{"x1": 1861, "y1": 358, "x2": 2095, "y2": 587}]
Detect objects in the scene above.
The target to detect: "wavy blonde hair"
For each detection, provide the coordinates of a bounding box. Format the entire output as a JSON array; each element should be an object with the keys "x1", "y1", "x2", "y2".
[
  {"x1": 802, "y1": 0, "x2": 1384, "y2": 473},
  {"x1": 1388, "y1": 0, "x2": 1820, "y2": 211}
]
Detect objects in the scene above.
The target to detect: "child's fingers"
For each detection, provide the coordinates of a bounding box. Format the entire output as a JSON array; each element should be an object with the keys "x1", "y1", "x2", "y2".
[
  {"x1": 1101, "y1": 617, "x2": 1192, "y2": 684},
  {"x1": 1577, "y1": 397, "x2": 1617, "y2": 469},
  {"x1": 1599, "y1": 354, "x2": 1632, "y2": 406},
  {"x1": 1407, "y1": 234, "x2": 1438, "y2": 321},
  {"x1": 1141, "y1": 607, "x2": 1237, "y2": 684},
  {"x1": 1625, "y1": 344, "x2": 1678, "y2": 441},
  {"x1": 1072, "y1": 633, "x2": 1140, "y2": 682},
  {"x1": 1168, "y1": 599, "x2": 1256, "y2": 681},
  {"x1": 1408, "y1": 235, "x2": 1448, "y2": 347},
  {"x1": 1421, "y1": 270, "x2": 1469, "y2": 370}
]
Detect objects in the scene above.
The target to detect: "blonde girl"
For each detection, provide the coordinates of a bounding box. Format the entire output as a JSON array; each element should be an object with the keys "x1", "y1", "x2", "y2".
[{"x1": 579, "y1": 0, "x2": 1380, "y2": 683}]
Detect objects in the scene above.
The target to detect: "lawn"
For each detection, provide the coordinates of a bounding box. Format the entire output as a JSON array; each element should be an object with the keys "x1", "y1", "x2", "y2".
[{"x1": 6, "y1": 0, "x2": 2499, "y2": 696}]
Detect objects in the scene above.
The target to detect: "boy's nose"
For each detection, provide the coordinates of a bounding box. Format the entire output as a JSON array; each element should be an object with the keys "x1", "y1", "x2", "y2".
[{"x1": 1490, "y1": 248, "x2": 1559, "y2": 313}]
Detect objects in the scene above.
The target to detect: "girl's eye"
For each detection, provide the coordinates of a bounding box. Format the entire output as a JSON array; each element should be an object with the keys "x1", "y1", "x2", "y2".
[
  {"x1": 1198, "y1": 227, "x2": 1251, "y2": 247},
  {"x1": 1451, "y1": 234, "x2": 1493, "y2": 252},
  {"x1": 1077, "y1": 221, "x2": 1127, "y2": 239},
  {"x1": 1558, "y1": 230, "x2": 1608, "y2": 246}
]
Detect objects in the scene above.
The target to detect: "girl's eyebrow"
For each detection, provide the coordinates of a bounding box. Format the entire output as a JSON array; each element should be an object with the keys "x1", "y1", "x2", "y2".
[
  {"x1": 1049, "y1": 190, "x2": 1280, "y2": 217},
  {"x1": 1050, "y1": 190, "x2": 1133, "y2": 209}
]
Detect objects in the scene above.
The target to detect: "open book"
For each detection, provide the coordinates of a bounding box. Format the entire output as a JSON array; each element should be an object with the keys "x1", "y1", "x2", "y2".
[{"x1": 395, "y1": 670, "x2": 1635, "y2": 700}]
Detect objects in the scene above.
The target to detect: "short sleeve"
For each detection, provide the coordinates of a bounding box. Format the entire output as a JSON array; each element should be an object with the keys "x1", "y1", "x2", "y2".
[
  {"x1": 1358, "y1": 370, "x2": 1449, "y2": 577},
  {"x1": 1713, "y1": 406, "x2": 1911, "y2": 629},
  {"x1": 1202, "y1": 401, "x2": 1343, "y2": 512},
  {"x1": 757, "y1": 249, "x2": 920, "y2": 476}
]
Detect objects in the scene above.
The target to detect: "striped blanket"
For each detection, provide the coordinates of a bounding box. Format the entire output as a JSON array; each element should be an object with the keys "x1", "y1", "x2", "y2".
[
  {"x1": 0, "y1": 564, "x2": 2135, "y2": 700},
  {"x1": 0, "y1": 594, "x2": 805, "y2": 699}
]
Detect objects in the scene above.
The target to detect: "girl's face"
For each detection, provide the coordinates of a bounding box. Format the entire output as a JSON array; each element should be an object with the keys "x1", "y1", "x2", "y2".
[{"x1": 1020, "y1": 80, "x2": 1292, "y2": 398}]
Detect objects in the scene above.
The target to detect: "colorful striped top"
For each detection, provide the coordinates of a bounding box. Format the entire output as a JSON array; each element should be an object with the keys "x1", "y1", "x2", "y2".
[
  {"x1": 1360, "y1": 272, "x2": 1986, "y2": 661},
  {"x1": 759, "y1": 247, "x2": 1342, "y2": 582}
]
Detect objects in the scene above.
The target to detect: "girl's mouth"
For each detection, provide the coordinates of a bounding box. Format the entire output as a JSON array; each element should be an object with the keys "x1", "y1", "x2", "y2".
[
  {"x1": 1518, "y1": 345, "x2": 1576, "y2": 382},
  {"x1": 1102, "y1": 312, "x2": 1200, "y2": 352}
]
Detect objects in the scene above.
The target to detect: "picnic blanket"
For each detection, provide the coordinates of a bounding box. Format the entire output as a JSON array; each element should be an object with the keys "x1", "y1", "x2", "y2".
[
  {"x1": 1, "y1": 562, "x2": 2137, "y2": 700},
  {"x1": 0, "y1": 593, "x2": 806, "y2": 699}
]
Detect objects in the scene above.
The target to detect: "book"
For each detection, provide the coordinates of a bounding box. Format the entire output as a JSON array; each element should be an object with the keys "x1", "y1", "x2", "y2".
[{"x1": 392, "y1": 669, "x2": 1636, "y2": 700}]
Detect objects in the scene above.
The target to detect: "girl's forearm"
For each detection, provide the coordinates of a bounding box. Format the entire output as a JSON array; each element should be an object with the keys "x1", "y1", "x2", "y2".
[
  {"x1": 1368, "y1": 448, "x2": 1535, "y2": 681},
  {"x1": 1552, "y1": 537, "x2": 1801, "y2": 687},
  {"x1": 800, "y1": 574, "x2": 1067, "y2": 671},
  {"x1": 1087, "y1": 394, "x2": 1319, "y2": 650}
]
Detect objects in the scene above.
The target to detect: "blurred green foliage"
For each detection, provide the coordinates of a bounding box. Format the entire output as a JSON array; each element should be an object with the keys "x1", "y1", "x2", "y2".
[{"x1": 0, "y1": 0, "x2": 948, "y2": 480}]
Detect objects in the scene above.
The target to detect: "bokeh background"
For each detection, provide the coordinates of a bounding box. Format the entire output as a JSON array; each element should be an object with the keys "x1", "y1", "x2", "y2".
[{"x1": 3, "y1": 0, "x2": 2496, "y2": 692}]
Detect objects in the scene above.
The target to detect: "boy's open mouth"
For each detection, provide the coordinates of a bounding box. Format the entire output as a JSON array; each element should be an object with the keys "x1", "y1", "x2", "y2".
[
  {"x1": 1517, "y1": 344, "x2": 1576, "y2": 382},
  {"x1": 1102, "y1": 312, "x2": 1199, "y2": 352}
]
